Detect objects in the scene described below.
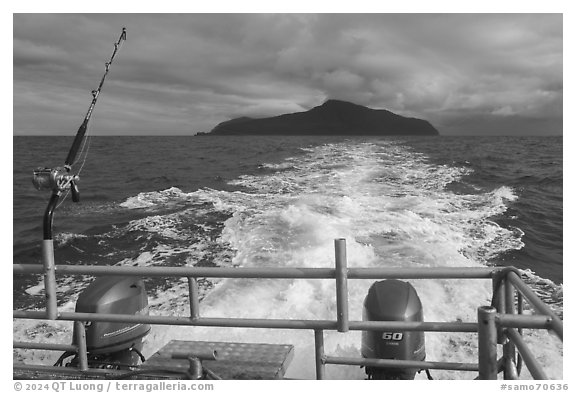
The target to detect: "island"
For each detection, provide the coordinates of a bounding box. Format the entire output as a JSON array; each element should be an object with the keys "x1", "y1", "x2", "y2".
[{"x1": 206, "y1": 99, "x2": 439, "y2": 136}]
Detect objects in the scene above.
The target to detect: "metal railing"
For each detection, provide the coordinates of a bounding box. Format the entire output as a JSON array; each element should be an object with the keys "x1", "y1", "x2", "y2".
[
  {"x1": 13, "y1": 239, "x2": 562, "y2": 380},
  {"x1": 484, "y1": 268, "x2": 563, "y2": 380}
]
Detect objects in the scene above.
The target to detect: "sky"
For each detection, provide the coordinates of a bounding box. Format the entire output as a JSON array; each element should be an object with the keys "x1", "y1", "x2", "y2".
[{"x1": 12, "y1": 13, "x2": 563, "y2": 136}]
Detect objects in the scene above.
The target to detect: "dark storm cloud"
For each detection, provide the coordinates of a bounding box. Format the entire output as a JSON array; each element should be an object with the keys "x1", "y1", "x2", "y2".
[{"x1": 13, "y1": 13, "x2": 562, "y2": 135}]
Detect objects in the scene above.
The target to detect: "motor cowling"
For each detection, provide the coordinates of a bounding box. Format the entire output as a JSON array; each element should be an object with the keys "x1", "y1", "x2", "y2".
[
  {"x1": 71, "y1": 276, "x2": 151, "y2": 368},
  {"x1": 361, "y1": 279, "x2": 426, "y2": 379}
]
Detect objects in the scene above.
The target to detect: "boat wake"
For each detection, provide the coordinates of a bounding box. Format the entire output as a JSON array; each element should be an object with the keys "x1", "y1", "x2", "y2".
[{"x1": 14, "y1": 140, "x2": 563, "y2": 379}]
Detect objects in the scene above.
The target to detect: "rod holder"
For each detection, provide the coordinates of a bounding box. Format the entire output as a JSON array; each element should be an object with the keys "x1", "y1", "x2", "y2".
[
  {"x1": 42, "y1": 240, "x2": 58, "y2": 320},
  {"x1": 334, "y1": 238, "x2": 349, "y2": 333}
]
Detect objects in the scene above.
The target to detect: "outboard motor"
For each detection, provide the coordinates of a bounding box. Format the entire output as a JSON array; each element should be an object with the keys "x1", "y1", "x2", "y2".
[
  {"x1": 361, "y1": 279, "x2": 426, "y2": 379},
  {"x1": 56, "y1": 276, "x2": 151, "y2": 369}
]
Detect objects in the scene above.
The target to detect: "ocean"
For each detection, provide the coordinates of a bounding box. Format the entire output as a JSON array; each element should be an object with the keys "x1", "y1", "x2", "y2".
[{"x1": 12, "y1": 135, "x2": 563, "y2": 379}]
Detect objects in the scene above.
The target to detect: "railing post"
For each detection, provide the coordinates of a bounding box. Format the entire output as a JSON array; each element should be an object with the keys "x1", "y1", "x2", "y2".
[
  {"x1": 74, "y1": 321, "x2": 88, "y2": 371},
  {"x1": 188, "y1": 277, "x2": 200, "y2": 320},
  {"x1": 42, "y1": 240, "x2": 58, "y2": 320},
  {"x1": 314, "y1": 329, "x2": 326, "y2": 380},
  {"x1": 492, "y1": 273, "x2": 506, "y2": 344},
  {"x1": 334, "y1": 239, "x2": 349, "y2": 333},
  {"x1": 478, "y1": 306, "x2": 498, "y2": 379},
  {"x1": 503, "y1": 277, "x2": 518, "y2": 379}
]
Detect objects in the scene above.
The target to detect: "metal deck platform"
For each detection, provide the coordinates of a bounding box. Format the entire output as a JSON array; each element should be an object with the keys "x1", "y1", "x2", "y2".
[
  {"x1": 13, "y1": 340, "x2": 295, "y2": 380},
  {"x1": 141, "y1": 340, "x2": 295, "y2": 379}
]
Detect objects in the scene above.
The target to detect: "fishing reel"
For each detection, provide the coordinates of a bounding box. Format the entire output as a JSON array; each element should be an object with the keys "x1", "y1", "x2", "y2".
[{"x1": 33, "y1": 167, "x2": 80, "y2": 202}]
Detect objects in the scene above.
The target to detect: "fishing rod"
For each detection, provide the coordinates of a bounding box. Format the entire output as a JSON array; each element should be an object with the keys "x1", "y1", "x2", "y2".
[
  {"x1": 31, "y1": 28, "x2": 126, "y2": 319},
  {"x1": 33, "y1": 27, "x2": 126, "y2": 239},
  {"x1": 64, "y1": 27, "x2": 127, "y2": 171}
]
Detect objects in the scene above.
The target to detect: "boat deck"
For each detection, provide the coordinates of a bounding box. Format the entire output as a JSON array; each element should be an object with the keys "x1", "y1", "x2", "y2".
[
  {"x1": 13, "y1": 340, "x2": 295, "y2": 380},
  {"x1": 142, "y1": 340, "x2": 294, "y2": 379}
]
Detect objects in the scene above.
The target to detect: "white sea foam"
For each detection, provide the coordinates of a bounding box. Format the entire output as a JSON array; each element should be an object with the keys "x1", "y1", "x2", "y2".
[
  {"x1": 125, "y1": 214, "x2": 186, "y2": 240},
  {"x1": 55, "y1": 232, "x2": 88, "y2": 246},
  {"x1": 119, "y1": 187, "x2": 187, "y2": 209},
  {"x1": 24, "y1": 280, "x2": 45, "y2": 296}
]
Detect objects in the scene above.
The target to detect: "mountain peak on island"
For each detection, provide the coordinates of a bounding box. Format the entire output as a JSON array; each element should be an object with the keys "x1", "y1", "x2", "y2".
[
  {"x1": 208, "y1": 100, "x2": 439, "y2": 136},
  {"x1": 319, "y1": 99, "x2": 367, "y2": 108}
]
